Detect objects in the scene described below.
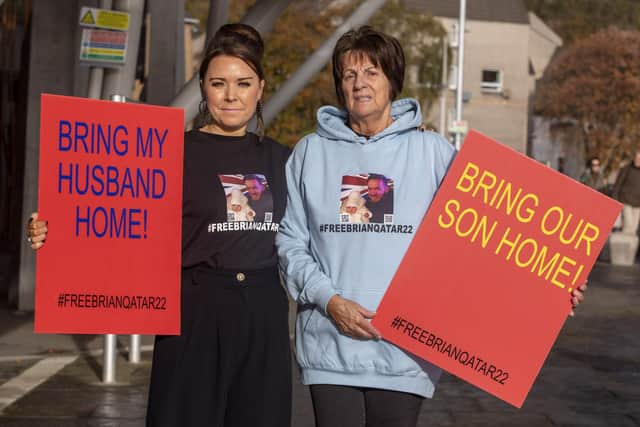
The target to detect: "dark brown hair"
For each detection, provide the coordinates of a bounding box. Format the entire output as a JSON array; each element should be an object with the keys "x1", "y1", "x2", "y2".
[
  {"x1": 586, "y1": 156, "x2": 600, "y2": 168},
  {"x1": 198, "y1": 24, "x2": 266, "y2": 140},
  {"x1": 332, "y1": 26, "x2": 405, "y2": 108}
]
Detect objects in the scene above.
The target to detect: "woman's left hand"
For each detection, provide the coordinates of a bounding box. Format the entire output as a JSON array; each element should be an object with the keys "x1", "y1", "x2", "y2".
[
  {"x1": 569, "y1": 282, "x2": 587, "y2": 317},
  {"x1": 326, "y1": 295, "x2": 382, "y2": 340}
]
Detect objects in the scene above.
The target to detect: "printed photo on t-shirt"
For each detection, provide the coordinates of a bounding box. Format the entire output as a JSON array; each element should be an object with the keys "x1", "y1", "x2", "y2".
[
  {"x1": 218, "y1": 174, "x2": 274, "y2": 223},
  {"x1": 340, "y1": 174, "x2": 394, "y2": 224}
]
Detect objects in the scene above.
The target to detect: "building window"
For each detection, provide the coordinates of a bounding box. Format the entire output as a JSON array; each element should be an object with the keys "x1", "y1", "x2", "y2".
[{"x1": 481, "y1": 69, "x2": 503, "y2": 93}]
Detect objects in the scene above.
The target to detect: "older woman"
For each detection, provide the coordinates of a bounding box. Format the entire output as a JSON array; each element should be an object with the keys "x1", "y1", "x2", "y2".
[{"x1": 276, "y1": 26, "x2": 586, "y2": 427}]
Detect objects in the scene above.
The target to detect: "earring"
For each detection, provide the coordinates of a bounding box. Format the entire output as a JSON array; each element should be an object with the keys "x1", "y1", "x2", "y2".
[{"x1": 199, "y1": 99, "x2": 212, "y2": 124}]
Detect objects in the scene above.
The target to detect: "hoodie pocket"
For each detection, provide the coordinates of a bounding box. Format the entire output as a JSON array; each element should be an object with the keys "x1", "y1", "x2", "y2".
[
  {"x1": 296, "y1": 290, "x2": 427, "y2": 377},
  {"x1": 296, "y1": 306, "x2": 327, "y2": 367}
]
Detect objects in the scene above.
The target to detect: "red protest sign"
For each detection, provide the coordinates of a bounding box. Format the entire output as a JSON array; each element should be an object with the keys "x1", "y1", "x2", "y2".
[
  {"x1": 372, "y1": 130, "x2": 622, "y2": 408},
  {"x1": 35, "y1": 94, "x2": 183, "y2": 335}
]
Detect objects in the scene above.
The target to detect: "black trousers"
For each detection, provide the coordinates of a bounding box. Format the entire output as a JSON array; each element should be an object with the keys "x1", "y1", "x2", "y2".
[
  {"x1": 310, "y1": 384, "x2": 424, "y2": 427},
  {"x1": 146, "y1": 266, "x2": 292, "y2": 427}
]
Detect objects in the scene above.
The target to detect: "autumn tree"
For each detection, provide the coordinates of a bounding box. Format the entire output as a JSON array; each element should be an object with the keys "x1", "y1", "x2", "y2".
[
  {"x1": 260, "y1": 2, "x2": 340, "y2": 147},
  {"x1": 525, "y1": 0, "x2": 640, "y2": 43},
  {"x1": 370, "y1": 1, "x2": 446, "y2": 114},
  {"x1": 534, "y1": 28, "x2": 640, "y2": 173}
]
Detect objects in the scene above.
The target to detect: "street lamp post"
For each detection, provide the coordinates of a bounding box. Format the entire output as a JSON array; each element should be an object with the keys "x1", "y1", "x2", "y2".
[
  {"x1": 439, "y1": 36, "x2": 448, "y2": 138},
  {"x1": 454, "y1": 0, "x2": 466, "y2": 150}
]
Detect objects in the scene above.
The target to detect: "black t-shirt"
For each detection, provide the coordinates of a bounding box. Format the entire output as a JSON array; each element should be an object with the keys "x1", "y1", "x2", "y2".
[{"x1": 181, "y1": 130, "x2": 291, "y2": 270}]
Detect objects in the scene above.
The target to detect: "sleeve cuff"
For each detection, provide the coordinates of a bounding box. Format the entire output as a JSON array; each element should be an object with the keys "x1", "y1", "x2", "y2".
[{"x1": 313, "y1": 285, "x2": 339, "y2": 316}]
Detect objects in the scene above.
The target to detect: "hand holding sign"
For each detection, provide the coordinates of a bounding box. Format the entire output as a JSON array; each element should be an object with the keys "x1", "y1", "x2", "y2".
[
  {"x1": 327, "y1": 294, "x2": 382, "y2": 340},
  {"x1": 569, "y1": 282, "x2": 587, "y2": 316},
  {"x1": 26, "y1": 212, "x2": 47, "y2": 250}
]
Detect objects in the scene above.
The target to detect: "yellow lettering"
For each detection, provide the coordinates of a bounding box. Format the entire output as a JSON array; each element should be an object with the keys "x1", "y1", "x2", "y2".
[
  {"x1": 551, "y1": 256, "x2": 576, "y2": 289},
  {"x1": 541, "y1": 206, "x2": 563, "y2": 236},
  {"x1": 471, "y1": 171, "x2": 497, "y2": 204},
  {"x1": 471, "y1": 216, "x2": 498, "y2": 248},
  {"x1": 456, "y1": 162, "x2": 479, "y2": 193},
  {"x1": 455, "y1": 208, "x2": 478, "y2": 238},
  {"x1": 495, "y1": 227, "x2": 521, "y2": 260},
  {"x1": 558, "y1": 213, "x2": 584, "y2": 245},
  {"x1": 438, "y1": 199, "x2": 460, "y2": 229},
  {"x1": 515, "y1": 238, "x2": 538, "y2": 268},
  {"x1": 495, "y1": 183, "x2": 523, "y2": 216},
  {"x1": 574, "y1": 222, "x2": 600, "y2": 256},
  {"x1": 531, "y1": 246, "x2": 560, "y2": 281},
  {"x1": 489, "y1": 179, "x2": 505, "y2": 207},
  {"x1": 515, "y1": 193, "x2": 539, "y2": 223}
]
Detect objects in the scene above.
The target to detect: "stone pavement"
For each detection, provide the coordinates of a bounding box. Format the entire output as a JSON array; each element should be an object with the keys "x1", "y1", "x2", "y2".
[{"x1": 0, "y1": 263, "x2": 638, "y2": 426}]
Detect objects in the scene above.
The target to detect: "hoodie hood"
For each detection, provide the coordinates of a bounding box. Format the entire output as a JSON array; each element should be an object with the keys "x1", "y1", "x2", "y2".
[{"x1": 316, "y1": 98, "x2": 422, "y2": 144}]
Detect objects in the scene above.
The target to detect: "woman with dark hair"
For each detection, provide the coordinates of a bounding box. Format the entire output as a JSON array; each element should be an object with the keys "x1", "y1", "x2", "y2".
[
  {"x1": 276, "y1": 25, "x2": 586, "y2": 427},
  {"x1": 27, "y1": 24, "x2": 292, "y2": 427},
  {"x1": 579, "y1": 156, "x2": 606, "y2": 192}
]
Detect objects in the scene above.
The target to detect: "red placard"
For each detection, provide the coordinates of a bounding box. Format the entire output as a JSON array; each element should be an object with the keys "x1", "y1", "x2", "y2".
[
  {"x1": 372, "y1": 130, "x2": 622, "y2": 408},
  {"x1": 35, "y1": 94, "x2": 184, "y2": 335}
]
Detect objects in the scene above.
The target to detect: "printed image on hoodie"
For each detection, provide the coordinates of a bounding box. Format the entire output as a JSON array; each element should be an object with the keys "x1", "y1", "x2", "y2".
[
  {"x1": 219, "y1": 174, "x2": 274, "y2": 223},
  {"x1": 340, "y1": 174, "x2": 394, "y2": 224}
]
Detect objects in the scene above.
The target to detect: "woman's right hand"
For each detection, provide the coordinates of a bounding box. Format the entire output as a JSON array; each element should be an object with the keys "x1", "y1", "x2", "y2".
[
  {"x1": 26, "y1": 212, "x2": 48, "y2": 250},
  {"x1": 326, "y1": 295, "x2": 381, "y2": 340}
]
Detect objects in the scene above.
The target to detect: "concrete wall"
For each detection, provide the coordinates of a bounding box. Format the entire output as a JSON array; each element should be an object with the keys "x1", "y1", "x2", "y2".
[{"x1": 530, "y1": 116, "x2": 583, "y2": 179}]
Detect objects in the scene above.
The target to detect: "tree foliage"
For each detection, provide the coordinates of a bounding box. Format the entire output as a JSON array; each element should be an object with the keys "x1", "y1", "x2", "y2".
[
  {"x1": 263, "y1": 0, "x2": 445, "y2": 146},
  {"x1": 260, "y1": 2, "x2": 343, "y2": 147},
  {"x1": 525, "y1": 0, "x2": 640, "y2": 43},
  {"x1": 370, "y1": 1, "x2": 447, "y2": 115},
  {"x1": 534, "y1": 28, "x2": 640, "y2": 172}
]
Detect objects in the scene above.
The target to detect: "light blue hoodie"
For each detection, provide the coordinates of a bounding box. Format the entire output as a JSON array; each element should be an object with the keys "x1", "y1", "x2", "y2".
[{"x1": 276, "y1": 98, "x2": 456, "y2": 397}]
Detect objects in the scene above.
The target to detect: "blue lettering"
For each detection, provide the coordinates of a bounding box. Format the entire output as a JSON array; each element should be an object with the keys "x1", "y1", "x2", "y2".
[
  {"x1": 58, "y1": 162, "x2": 72, "y2": 194},
  {"x1": 152, "y1": 169, "x2": 166, "y2": 199},
  {"x1": 128, "y1": 208, "x2": 142, "y2": 239},
  {"x1": 109, "y1": 207, "x2": 126, "y2": 238},
  {"x1": 74, "y1": 121, "x2": 89, "y2": 153},
  {"x1": 113, "y1": 125, "x2": 128, "y2": 156},
  {"x1": 91, "y1": 165, "x2": 105, "y2": 196},
  {"x1": 75, "y1": 205, "x2": 90, "y2": 237},
  {"x1": 58, "y1": 120, "x2": 72, "y2": 151},
  {"x1": 74, "y1": 164, "x2": 88, "y2": 195},
  {"x1": 96, "y1": 123, "x2": 110, "y2": 154},
  {"x1": 106, "y1": 166, "x2": 119, "y2": 196},
  {"x1": 136, "y1": 127, "x2": 153, "y2": 158},
  {"x1": 75, "y1": 206, "x2": 149, "y2": 239},
  {"x1": 137, "y1": 168, "x2": 149, "y2": 198},
  {"x1": 92, "y1": 207, "x2": 108, "y2": 238},
  {"x1": 154, "y1": 128, "x2": 168, "y2": 159},
  {"x1": 120, "y1": 168, "x2": 134, "y2": 197}
]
